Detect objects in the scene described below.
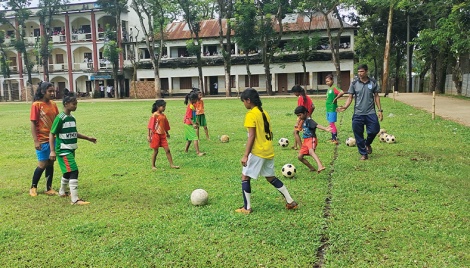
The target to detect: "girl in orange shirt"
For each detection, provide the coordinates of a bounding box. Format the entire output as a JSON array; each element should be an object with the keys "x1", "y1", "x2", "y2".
[
  {"x1": 147, "y1": 100, "x2": 179, "y2": 170},
  {"x1": 29, "y1": 81, "x2": 59, "y2": 197},
  {"x1": 194, "y1": 91, "x2": 210, "y2": 139}
]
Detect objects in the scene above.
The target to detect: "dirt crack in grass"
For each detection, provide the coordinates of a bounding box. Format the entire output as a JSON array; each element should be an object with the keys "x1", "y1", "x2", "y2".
[{"x1": 314, "y1": 113, "x2": 342, "y2": 268}]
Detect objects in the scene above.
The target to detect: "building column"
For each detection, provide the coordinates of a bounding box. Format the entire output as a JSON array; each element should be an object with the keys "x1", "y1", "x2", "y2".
[
  {"x1": 15, "y1": 19, "x2": 25, "y2": 99},
  {"x1": 271, "y1": 73, "x2": 276, "y2": 93},
  {"x1": 65, "y1": 13, "x2": 74, "y2": 92},
  {"x1": 235, "y1": 74, "x2": 240, "y2": 95},
  {"x1": 311, "y1": 72, "x2": 317, "y2": 92},
  {"x1": 39, "y1": 24, "x2": 46, "y2": 81},
  {"x1": 90, "y1": 11, "x2": 99, "y2": 73},
  {"x1": 166, "y1": 46, "x2": 171, "y2": 58},
  {"x1": 168, "y1": 77, "x2": 173, "y2": 96},
  {"x1": 234, "y1": 43, "x2": 238, "y2": 55}
]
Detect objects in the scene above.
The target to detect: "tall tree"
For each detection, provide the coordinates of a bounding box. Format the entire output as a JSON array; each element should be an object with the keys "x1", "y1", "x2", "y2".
[
  {"x1": 216, "y1": 0, "x2": 234, "y2": 97},
  {"x1": 96, "y1": 0, "x2": 128, "y2": 98},
  {"x1": 257, "y1": 0, "x2": 291, "y2": 95},
  {"x1": 1, "y1": 0, "x2": 35, "y2": 99},
  {"x1": 103, "y1": 28, "x2": 121, "y2": 99},
  {"x1": 0, "y1": 31, "x2": 13, "y2": 101},
  {"x1": 178, "y1": 0, "x2": 208, "y2": 94},
  {"x1": 37, "y1": 0, "x2": 69, "y2": 81},
  {"x1": 310, "y1": 0, "x2": 348, "y2": 87},
  {"x1": 131, "y1": 0, "x2": 177, "y2": 98},
  {"x1": 233, "y1": 0, "x2": 258, "y2": 90}
]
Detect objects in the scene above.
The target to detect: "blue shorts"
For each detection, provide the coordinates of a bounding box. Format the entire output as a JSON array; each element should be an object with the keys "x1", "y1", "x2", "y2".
[
  {"x1": 327, "y1": 112, "x2": 337, "y2": 123},
  {"x1": 36, "y1": 142, "x2": 51, "y2": 161}
]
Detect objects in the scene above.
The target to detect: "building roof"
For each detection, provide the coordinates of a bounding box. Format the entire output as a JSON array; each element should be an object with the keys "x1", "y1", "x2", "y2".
[{"x1": 165, "y1": 13, "x2": 355, "y2": 41}]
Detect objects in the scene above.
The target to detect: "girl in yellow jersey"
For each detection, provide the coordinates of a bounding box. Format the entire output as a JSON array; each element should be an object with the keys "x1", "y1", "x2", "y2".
[{"x1": 235, "y1": 88, "x2": 298, "y2": 214}]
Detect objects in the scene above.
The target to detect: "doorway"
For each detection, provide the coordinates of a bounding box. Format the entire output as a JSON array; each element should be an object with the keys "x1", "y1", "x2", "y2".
[
  {"x1": 209, "y1": 76, "x2": 218, "y2": 95},
  {"x1": 277, "y1": 73, "x2": 288, "y2": 94}
]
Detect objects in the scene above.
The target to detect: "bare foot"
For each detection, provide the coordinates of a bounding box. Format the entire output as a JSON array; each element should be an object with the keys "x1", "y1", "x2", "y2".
[
  {"x1": 317, "y1": 167, "x2": 326, "y2": 174},
  {"x1": 152, "y1": 167, "x2": 157, "y2": 170},
  {"x1": 197, "y1": 152, "x2": 206, "y2": 156},
  {"x1": 170, "y1": 165, "x2": 180, "y2": 169},
  {"x1": 291, "y1": 146, "x2": 299, "y2": 150},
  {"x1": 309, "y1": 168, "x2": 317, "y2": 172}
]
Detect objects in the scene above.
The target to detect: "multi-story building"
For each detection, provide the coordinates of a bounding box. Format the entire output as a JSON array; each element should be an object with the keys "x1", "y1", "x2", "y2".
[{"x1": 0, "y1": 0, "x2": 356, "y2": 101}]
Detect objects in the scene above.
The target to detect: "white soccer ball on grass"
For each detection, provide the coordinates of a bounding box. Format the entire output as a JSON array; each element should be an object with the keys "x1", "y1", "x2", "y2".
[{"x1": 190, "y1": 189, "x2": 208, "y2": 206}]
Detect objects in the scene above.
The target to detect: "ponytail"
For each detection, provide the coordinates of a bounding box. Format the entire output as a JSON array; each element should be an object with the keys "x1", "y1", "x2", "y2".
[
  {"x1": 240, "y1": 88, "x2": 272, "y2": 140},
  {"x1": 34, "y1": 81, "x2": 53, "y2": 101}
]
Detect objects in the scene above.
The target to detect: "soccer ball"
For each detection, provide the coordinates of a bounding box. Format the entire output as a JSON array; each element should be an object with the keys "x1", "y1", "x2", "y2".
[
  {"x1": 281, "y1": 164, "x2": 296, "y2": 178},
  {"x1": 386, "y1": 135, "x2": 396, "y2": 144},
  {"x1": 380, "y1": 133, "x2": 388, "y2": 142},
  {"x1": 190, "y1": 189, "x2": 208, "y2": 206},
  {"x1": 220, "y1": 135, "x2": 229, "y2": 143},
  {"x1": 346, "y1": 137, "x2": 356, "y2": 147},
  {"x1": 278, "y1": 138, "x2": 289, "y2": 147},
  {"x1": 379, "y1": 128, "x2": 387, "y2": 135}
]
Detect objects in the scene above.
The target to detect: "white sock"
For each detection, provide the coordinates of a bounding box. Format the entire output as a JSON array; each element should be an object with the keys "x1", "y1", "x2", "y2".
[
  {"x1": 277, "y1": 186, "x2": 294, "y2": 203},
  {"x1": 243, "y1": 191, "x2": 251, "y2": 210},
  {"x1": 69, "y1": 179, "x2": 79, "y2": 203},
  {"x1": 59, "y1": 177, "x2": 69, "y2": 196}
]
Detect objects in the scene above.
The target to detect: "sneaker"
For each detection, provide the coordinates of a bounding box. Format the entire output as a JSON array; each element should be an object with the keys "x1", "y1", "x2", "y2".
[
  {"x1": 360, "y1": 154, "x2": 369, "y2": 161},
  {"x1": 71, "y1": 199, "x2": 90, "y2": 205},
  {"x1": 235, "y1": 207, "x2": 252, "y2": 214},
  {"x1": 366, "y1": 145, "x2": 373, "y2": 154},
  {"x1": 286, "y1": 201, "x2": 298, "y2": 210},
  {"x1": 44, "y1": 189, "x2": 58, "y2": 196},
  {"x1": 29, "y1": 187, "x2": 37, "y2": 197}
]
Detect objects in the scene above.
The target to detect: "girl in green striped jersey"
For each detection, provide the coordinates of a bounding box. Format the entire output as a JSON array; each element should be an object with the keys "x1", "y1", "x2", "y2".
[{"x1": 49, "y1": 93, "x2": 97, "y2": 205}]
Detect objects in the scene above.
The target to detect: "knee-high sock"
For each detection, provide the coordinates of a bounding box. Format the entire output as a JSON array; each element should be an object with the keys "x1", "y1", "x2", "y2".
[
  {"x1": 241, "y1": 180, "x2": 251, "y2": 210},
  {"x1": 270, "y1": 177, "x2": 294, "y2": 203},
  {"x1": 31, "y1": 167, "x2": 45, "y2": 188},
  {"x1": 69, "y1": 179, "x2": 79, "y2": 203},
  {"x1": 59, "y1": 177, "x2": 69, "y2": 196},
  {"x1": 45, "y1": 165, "x2": 54, "y2": 191},
  {"x1": 330, "y1": 122, "x2": 337, "y2": 140}
]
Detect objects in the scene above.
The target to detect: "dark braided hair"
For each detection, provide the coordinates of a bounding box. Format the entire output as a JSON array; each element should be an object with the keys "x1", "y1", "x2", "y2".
[
  {"x1": 240, "y1": 88, "x2": 272, "y2": 141},
  {"x1": 34, "y1": 81, "x2": 54, "y2": 101},
  {"x1": 291, "y1": 84, "x2": 307, "y2": 105},
  {"x1": 152, "y1": 99, "x2": 166, "y2": 113},
  {"x1": 184, "y1": 88, "x2": 200, "y2": 105},
  {"x1": 184, "y1": 91, "x2": 199, "y2": 105},
  {"x1": 62, "y1": 92, "x2": 77, "y2": 106}
]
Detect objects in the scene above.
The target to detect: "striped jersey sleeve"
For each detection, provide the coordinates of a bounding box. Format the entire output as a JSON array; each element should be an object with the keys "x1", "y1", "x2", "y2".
[{"x1": 51, "y1": 112, "x2": 78, "y2": 156}]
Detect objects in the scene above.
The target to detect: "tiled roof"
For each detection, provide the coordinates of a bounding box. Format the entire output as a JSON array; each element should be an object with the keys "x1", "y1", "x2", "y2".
[{"x1": 165, "y1": 12, "x2": 354, "y2": 41}]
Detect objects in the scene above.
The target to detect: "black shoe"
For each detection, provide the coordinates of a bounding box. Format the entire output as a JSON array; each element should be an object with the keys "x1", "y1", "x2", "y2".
[{"x1": 365, "y1": 145, "x2": 372, "y2": 154}]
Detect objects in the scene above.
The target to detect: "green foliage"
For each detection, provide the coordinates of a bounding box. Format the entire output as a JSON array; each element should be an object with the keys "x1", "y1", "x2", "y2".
[
  {"x1": 185, "y1": 39, "x2": 200, "y2": 56},
  {"x1": 0, "y1": 97, "x2": 469, "y2": 266}
]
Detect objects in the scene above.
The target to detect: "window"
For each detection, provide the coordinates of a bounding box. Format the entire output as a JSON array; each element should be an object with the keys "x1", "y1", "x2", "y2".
[
  {"x1": 244, "y1": 75, "x2": 259, "y2": 87},
  {"x1": 295, "y1": 73, "x2": 310, "y2": 85},
  {"x1": 139, "y1": 48, "x2": 150, "y2": 59},
  {"x1": 84, "y1": 53, "x2": 92, "y2": 61},
  {"x1": 55, "y1": 54, "x2": 64, "y2": 64},
  {"x1": 180, "y1": 77, "x2": 192, "y2": 89}
]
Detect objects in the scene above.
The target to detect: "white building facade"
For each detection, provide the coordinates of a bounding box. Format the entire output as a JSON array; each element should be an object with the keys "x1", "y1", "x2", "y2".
[{"x1": 0, "y1": 0, "x2": 356, "y2": 100}]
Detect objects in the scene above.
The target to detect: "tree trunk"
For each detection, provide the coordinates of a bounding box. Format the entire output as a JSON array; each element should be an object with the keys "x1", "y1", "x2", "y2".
[
  {"x1": 430, "y1": 57, "x2": 437, "y2": 92},
  {"x1": 245, "y1": 52, "x2": 251, "y2": 87},
  {"x1": 418, "y1": 65, "x2": 429, "y2": 93},
  {"x1": 435, "y1": 51, "x2": 448, "y2": 94},
  {"x1": 382, "y1": 4, "x2": 394, "y2": 95}
]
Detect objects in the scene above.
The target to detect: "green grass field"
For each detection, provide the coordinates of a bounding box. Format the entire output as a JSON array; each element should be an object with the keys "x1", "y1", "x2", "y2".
[{"x1": 0, "y1": 96, "x2": 469, "y2": 267}]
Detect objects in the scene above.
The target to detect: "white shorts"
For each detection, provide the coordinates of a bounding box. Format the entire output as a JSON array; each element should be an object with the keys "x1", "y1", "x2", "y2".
[{"x1": 242, "y1": 154, "x2": 275, "y2": 178}]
